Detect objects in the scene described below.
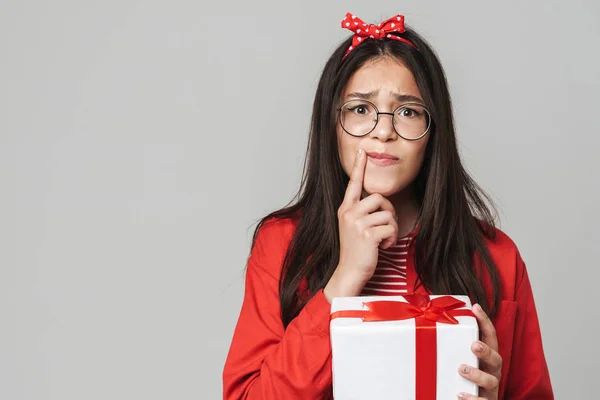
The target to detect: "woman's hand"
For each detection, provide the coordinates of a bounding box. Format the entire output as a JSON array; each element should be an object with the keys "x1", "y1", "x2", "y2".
[
  {"x1": 323, "y1": 148, "x2": 399, "y2": 302},
  {"x1": 457, "y1": 304, "x2": 502, "y2": 400}
]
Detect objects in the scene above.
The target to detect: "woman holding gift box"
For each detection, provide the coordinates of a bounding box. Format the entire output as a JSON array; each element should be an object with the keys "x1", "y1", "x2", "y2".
[{"x1": 223, "y1": 12, "x2": 553, "y2": 400}]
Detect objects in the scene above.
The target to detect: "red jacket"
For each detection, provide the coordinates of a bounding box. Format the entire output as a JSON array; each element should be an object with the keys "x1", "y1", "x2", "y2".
[{"x1": 223, "y1": 217, "x2": 554, "y2": 399}]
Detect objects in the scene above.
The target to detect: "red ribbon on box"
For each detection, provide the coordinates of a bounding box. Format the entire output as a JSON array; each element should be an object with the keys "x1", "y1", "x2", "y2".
[{"x1": 330, "y1": 294, "x2": 476, "y2": 400}]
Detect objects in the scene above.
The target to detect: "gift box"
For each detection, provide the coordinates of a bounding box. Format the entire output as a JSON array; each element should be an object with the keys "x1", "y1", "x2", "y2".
[{"x1": 330, "y1": 294, "x2": 479, "y2": 400}]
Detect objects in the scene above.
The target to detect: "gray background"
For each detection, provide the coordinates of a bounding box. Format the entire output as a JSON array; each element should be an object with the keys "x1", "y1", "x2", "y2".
[{"x1": 1, "y1": 0, "x2": 598, "y2": 399}]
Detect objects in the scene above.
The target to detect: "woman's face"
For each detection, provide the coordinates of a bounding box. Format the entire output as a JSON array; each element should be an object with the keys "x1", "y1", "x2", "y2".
[{"x1": 337, "y1": 57, "x2": 430, "y2": 198}]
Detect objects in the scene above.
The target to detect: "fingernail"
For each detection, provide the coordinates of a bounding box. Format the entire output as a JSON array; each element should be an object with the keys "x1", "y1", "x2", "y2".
[
  {"x1": 476, "y1": 342, "x2": 484, "y2": 352},
  {"x1": 457, "y1": 393, "x2": 467, "y2": 399},
  {"x1": 473, "y1": 304, "x2": 481, "y2": 313},
  {"x1": 357, "y1": 148, "x2": 363, "y2": 157},
  {"x1": 460, "y1": 364, "x2": 471, "y2": 374}
]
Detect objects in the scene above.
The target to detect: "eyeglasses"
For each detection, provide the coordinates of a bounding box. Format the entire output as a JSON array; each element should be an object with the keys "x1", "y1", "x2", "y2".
[{"x1": 338, "y1": 99, "x2": 432, "y2": 141}]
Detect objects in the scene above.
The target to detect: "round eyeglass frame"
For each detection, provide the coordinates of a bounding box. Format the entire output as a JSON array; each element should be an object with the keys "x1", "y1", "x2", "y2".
[{"x1": 337, "y1": 99, "x2": 432, "y2": 141}]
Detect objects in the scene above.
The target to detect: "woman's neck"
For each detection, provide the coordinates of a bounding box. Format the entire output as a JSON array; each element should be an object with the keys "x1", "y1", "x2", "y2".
[{"x1": 390, "y1": 187, "x2": 420, "y2": 237}]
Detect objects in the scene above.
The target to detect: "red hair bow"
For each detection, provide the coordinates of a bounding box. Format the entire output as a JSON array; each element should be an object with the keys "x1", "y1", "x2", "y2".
[{"x1": 341, "y1": 12, "x2": 417, "y2": 57}]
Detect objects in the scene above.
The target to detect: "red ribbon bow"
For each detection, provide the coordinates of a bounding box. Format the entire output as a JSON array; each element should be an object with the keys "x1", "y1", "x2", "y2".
[
  {"x1": 341, "y1": 12, "x2": 417, "y2": 57},
  {"x1": 331, "y1": 294, "x2": 476, "y2": 400}
]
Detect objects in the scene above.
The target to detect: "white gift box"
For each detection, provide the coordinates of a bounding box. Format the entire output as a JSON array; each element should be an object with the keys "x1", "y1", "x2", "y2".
[{"x1": 330, "y1": 294, "x2": 479, "y2": 400}]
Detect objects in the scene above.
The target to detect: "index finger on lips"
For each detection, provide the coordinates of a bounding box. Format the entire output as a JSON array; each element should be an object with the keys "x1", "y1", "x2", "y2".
[
  {"x1": 343, "y1": 148, "x2": 367, "y2": 205},
  {"x1": 473, "y1": 304, "x2": 498, "y2": 351}
]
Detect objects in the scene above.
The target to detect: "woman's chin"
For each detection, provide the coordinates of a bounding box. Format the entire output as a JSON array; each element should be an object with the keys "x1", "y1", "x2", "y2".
[{"x1": 362, "y1": 180, "x2": 404, "y2": 198}]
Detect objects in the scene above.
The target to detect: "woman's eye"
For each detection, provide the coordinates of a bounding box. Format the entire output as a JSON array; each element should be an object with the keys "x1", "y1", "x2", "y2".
[
  {"x1": 398, "y1": 108, "x2": 420, "y2": 117},
  {"x1": 349, "y1": 105, "x2": 370, "y2": 115}
]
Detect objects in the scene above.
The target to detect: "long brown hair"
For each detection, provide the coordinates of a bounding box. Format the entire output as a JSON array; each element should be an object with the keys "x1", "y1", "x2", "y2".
[{"x1": 252, "y1": 28, "x2": 501, "y2": 328}]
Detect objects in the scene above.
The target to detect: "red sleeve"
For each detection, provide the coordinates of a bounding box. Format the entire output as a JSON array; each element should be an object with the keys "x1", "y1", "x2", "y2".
[
  {"x1": 222, "y1": 221, "x2": 333, "y2": 399},
  {"x1": 504, "y1": 252, "x2": 554, "y2": 399}
]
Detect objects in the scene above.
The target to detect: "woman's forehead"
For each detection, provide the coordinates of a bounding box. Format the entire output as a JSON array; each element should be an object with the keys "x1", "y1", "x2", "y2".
[{"x1": 343, "y1": 58, "x2": 421, "y2": 99}]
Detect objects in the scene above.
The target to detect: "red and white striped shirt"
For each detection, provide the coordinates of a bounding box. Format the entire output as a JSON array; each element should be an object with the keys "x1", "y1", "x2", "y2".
[{"x1": 361, "y1": 234, "x2": 412, "y2": 296}]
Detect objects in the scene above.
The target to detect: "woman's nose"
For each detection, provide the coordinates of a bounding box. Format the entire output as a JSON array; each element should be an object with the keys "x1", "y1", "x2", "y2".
[{"x1": 369, "y1": 113, "x2": 397, "y2": 141}]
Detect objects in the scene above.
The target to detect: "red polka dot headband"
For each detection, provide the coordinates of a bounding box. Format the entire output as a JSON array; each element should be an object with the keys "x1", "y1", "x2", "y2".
[{"x1": 341, "y1": 12, "x2": 417, "y2": 58}]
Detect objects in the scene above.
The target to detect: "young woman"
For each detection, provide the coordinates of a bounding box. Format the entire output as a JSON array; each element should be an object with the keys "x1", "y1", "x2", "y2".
[{"x1": 223, "y1": 13, "x2": 553, "y2": 400}]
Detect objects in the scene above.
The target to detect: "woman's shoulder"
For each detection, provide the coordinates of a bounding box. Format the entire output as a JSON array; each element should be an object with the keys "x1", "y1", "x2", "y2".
[
  {"x1": 481, "y1": 224, "x2": 528, "y2": 298},
  {"x1": 255, "y1": 214, "x2": 299, "y2": 246},
  {"x1": 483, "y1": 225, "x2": 520, "y2": 259},
  {"x1": 248, "y1": 215, "x2": 300, "y2": 279}
]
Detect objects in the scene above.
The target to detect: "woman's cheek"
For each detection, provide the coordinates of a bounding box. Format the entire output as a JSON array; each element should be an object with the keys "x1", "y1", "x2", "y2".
[{"x1": 339, "y1": 140, "x2": 359, "y2": 177}]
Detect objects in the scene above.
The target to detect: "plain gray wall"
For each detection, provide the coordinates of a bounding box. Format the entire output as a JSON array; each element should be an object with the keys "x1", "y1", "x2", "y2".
[{"x1": 1, "y1": 0, "x2": 598, "y2": 398}]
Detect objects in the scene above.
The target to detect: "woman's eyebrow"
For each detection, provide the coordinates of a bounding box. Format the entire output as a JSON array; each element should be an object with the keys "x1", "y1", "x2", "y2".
[
  {"x1": 392, "y1": 93, "x2": 424, "y2": 104},
  {"x1": 345, "y1": 90, "x2": 424, "y2": 104},
  {"x1": 345, "y1": 90, "x2": 378, "y2": 100}
]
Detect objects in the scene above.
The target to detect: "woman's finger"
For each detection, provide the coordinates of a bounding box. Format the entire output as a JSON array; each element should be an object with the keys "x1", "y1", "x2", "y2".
[
  {"x1": 472, "y1": 340, "x2": 502, "y2": 374},
  {"x1": 354, "y1": 192, "x2": 396, "y2": 217},
  {"x1": 457, "y1": 393, "x2": 485, "y2": 400},
  {"x1": 365, "y1": 224, "x2": 397, "y2": 246},
  {"x1": 458, "y1": 364, "x2": 500, "y2": 392},
  {"x1": 359, "y1": 211, "x2": 398, "y2": 249},
  {"x1": 342, "y1": 148, "x2": 367, "y2": 206},
  {"x1": 359, "y1": 210, "x2": 396, "y2": 227},
  {"x1": 473, "y1": 303, "x2": 498, "y2": 352}
]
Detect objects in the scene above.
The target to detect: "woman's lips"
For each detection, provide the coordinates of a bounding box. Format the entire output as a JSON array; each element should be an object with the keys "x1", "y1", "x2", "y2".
[{"x1": 366, "y1": 152, "x2": 400, "y2": 166}]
